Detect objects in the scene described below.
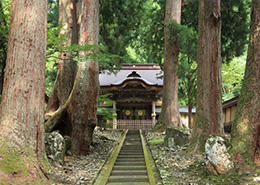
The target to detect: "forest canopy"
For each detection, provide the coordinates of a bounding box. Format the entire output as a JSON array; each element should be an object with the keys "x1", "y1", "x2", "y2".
[{"x1": 0, "y1": 0, "x2": 250, "y2": 103}]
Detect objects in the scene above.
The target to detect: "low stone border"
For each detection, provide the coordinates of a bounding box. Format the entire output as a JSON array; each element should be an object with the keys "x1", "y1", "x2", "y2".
[
  {"x1": 140, "y1": 130, "x2": 163, "y2": 185},
  {"x1": 93, "y1": 130, "x2": 128, "y2": 185}
]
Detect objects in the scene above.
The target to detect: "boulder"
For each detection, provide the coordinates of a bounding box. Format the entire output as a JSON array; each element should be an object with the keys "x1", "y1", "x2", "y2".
[
  {"x1": 45, "y1": 131, "x2": 66, "y2": 165},
  {"x1": 64, "y1": 135, "x2": 71, "y2": 152},
  {"x1": 163, "y1": 126, "x2": 190, "y2": 147},
  {"x1": 205, "y1": 135, "x2": 234, "y2": 175}
]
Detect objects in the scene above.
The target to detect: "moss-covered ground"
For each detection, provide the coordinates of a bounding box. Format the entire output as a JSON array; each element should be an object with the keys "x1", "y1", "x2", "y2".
[{"x1": 0, "y1": 140, "x2": 53, "y2": 184}]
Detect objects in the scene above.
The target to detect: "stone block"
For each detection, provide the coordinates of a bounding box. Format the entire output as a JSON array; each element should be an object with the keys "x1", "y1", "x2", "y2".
[{"x1": 163, "y1": 126, "x2": 190, "y2": 147}]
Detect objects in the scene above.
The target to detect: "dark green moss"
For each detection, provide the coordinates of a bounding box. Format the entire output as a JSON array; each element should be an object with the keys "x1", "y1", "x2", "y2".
[{"x1": 0, "y1": 141, "x2": 29, "y2": 175}]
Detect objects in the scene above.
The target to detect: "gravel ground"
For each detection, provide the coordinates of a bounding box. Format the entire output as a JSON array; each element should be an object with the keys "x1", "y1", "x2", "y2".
[
  {"x1": 49, "y1": 128, "x2": 204, "y2": 185},
  {"x1": 49, "y1": 128, "x2": 260, "y2": 185},
  {"x1": 144, "y1": 130, "x2": 260, "y2": 185},
  {"x1": 50, "y1": 127, "x2": 123, "y2": 185},
  {"x1": 144, "y1": 130, "x2": 204, "y2": 185}
]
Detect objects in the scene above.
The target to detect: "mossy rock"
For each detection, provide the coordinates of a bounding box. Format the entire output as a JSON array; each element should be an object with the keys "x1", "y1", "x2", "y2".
[
  {"x1": 205, "y1": 135, "x2": 234, "y2": 175},
  {"x1": 163, "y1": 126, "x2": 191, "y2": 147},
  {"x1": 64, "y1": 135, "x2": 71, "y2": 152},
  {"x1": 45, "y1": 131, "x2": 66, "y2": 165}
]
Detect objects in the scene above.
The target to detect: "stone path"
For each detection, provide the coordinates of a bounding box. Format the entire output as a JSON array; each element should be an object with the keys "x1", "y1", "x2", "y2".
[
  {"x1": 94, "y1": 130, "x2": 158, "y2": 185},
  {"x1": 49, "y1": 128, "x2": 260, "y2": 185},
  {"x1": 107, "y1": 130, "x2": 149, "y2": 184},
  {"x1": 49, "y1": 128, "x2": 123, "y2": 185}
]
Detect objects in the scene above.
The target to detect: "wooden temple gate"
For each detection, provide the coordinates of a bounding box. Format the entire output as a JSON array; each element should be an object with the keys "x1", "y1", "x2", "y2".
[
  {"x1": 108, "y1": 119, "x2": 155, "y2": 130},
  {"x1": 99, "y1": 64, "x2": 164, "y2": 130}
]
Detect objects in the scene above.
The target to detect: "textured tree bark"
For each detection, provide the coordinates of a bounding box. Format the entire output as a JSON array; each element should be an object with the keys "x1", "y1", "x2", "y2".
[
  {"x1": 45, "y1": 0, "x2": 99, "y2": 155},
  {"x1": 156, "y1": 0, "x2": 181, "y2": 130},
  {"x1": 231, "y1": 1, "x2": 260, "y2": 164},
  {"x1": 67, "y1": 0, "x2": 99, "y2": 155},
  {"x1": 0, "y1": 0, "x2": 48, "y2": 176},
  {"x1": 188, "y1": 0, "x2": 223, "y2": 153},
  {"x1": 0, "y1": 2, "x2": 7, "y2": 95},
  {"x1": 46, "y1": 0, "x2": 78, "y2": 113},
  {"x1": 187, "y1": 61, "x2": 196, "y2": 128}
]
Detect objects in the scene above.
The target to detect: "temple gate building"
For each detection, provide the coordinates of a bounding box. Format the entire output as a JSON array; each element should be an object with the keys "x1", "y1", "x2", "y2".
[{"x1": 98, "y1": 63, "x2": 195, "y2": 129}]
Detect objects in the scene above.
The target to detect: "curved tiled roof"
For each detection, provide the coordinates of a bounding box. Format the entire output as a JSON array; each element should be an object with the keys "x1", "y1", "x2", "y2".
[{"x1": 99, "y1": 64, "x2": 163, "y2": 87}]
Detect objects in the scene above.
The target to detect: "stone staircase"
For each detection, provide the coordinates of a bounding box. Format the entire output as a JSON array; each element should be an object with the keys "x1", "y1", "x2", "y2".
[{"x1": 107, "y1": 130, "x2": 150, "y2": 185}]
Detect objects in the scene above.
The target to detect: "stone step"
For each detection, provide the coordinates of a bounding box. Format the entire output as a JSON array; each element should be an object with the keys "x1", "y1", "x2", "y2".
[
  {"x1": 120, "y1": 150, "x2": 143, "y2": 152},
  {"x1": 116, "y1": 158, "x2": 145, "y2": 162},
  {"x1": 119, "y1": 150, "x2": 144, "y2": 154},
  {"x1": 121, "y1": 146, "x2": 142, "y2": 149},
  {"x1": 107, "y1": 182, "x2": 150, "y2": 185},
  {"x1": 117, "y1": 154, "x2": 144, "y2": 159},
  {"x1": 108, "y1": 175, "x2": 149, "y2": 182},
  {"x1": 116, "y1": 156, "x2": 145, "y2": 161},
  {"x1": 105, "y1": 130, "x2": 153, "y2": 185},
  {"x1": 120, "y1": 149, "x2": 143, "y2": 152},
  {"x1": 113, "y1": 166, "x2": 146, "y2": 171},
  {"x1": 124, "y1": 141, "x2": 142, "y2": 143},
  {"x1": 121, "y1": 147, "x2": 142, "y2": 151},
  {"x1": 119, "y1": 153, "x2": 143, "y2": 155},
  {"x1": 124, "y1": 140, "x2": 141, "y2": 142},
  {"x1": 121, "y1": 146, "x2": 143, "y2": 149},
  {"x1": 110, "y1": 170, "x2": 147, "y2": 176},
  {"x1": 114, "y1": 161, "x2": 146, "y2": 166},
  {"x1": 121, "y1": 145, "x2": 142, "y2": 148},
  {"x1": 124, "y1": 139, "x2": 141, "y2": 141}
]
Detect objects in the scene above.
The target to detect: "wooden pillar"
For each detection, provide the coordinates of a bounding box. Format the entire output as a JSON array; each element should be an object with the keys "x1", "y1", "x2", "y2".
[
  {"x1": 113, "y1": 102, "x2": 117, "y2": 129},
  {"x1": 152, "y1": 101, "x2": 156, "y2": 126}
]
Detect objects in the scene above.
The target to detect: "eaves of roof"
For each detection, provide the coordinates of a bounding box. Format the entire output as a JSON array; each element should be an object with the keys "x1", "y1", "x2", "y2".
[{"x1": 222, "y1": 96, "x2": 239, "y2": 109}]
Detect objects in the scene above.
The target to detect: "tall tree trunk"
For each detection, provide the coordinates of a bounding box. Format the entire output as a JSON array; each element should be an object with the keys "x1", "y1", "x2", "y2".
[
  {"x1": 68, "y1": 0, "x2": 99, "y2": 155},
  {"x1": 0, "y1": 2, "x2": 7, "y2": 95},
  {"x1": 188, "y1": 0, "x2": 223, "y2": 153},
  {"x1": 187, "y1": 61, "x2": 193, "y2": 128},
  {"x1": 231, "y1": 1, "x2": 260, "y2": 164},
  {"x1": 46, "y1": 0, "x2": 78, "y2": 113},
  {"x1": 45, "y1": 0, "x2": 99, "y2": 155},
  {"x1": 156, "y1": 0, "x2": 181, "y2": 130},
  {"x1": 0, "y1": 0, "x2": 49, "y2": 177},
  {"x1": 188, "y1": 100, "x2": 192, "y2": 128}
]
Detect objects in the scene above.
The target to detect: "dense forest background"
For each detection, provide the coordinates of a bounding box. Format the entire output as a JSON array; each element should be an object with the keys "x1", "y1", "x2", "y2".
[
  {"x1": 1, "y1": 0, "x2": 260, "y2": 183},
  {"x1": 0, "y1": 0, "x2": 250, "y2": 104}
]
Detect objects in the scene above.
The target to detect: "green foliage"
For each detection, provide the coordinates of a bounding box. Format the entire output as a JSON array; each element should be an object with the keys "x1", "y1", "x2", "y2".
[
  {"x1": 131, "y1": 0, "x2": 165, "y2": 64},
  {"x1": 181, "y1": 0, "x2": 250, "y2": 63},
  {"x1": 0, "y1": 0, "x2": 10, "y2": 69},
  {"x1": 45, "y1": 23, "x2": 63, "y2": 96},
  {"x1": 104, "y1": 122, "x2": 113, "y2": 129},
  {"x1": 178, "y1": 55, "x2": 197, "y2": 106},
  {"x1": 47, "y1": 23, "x2": 67, "y2": 56},
  {"x1": 97, "y1": 94, "x2": 116, "y2": 121},
  {"x1": 45, "y1": 0, "x2": 62, "y2": 95},
  {"x1": 166, "y1": 19, "x2": 198, "y2": 60},
  {"x1": 99, "y1": 0, "x2": 147, "y2": 63},
  {"x1": 181, "y1": 0, "x2": 198, "y2": 32},
  {"x1": 221, "y1": 0, "x2": 250, "y2": 63},
  {"x1": 222, "y1": 55, "x2": 246, "y2": 101},
  {"x1": 45, "y1": 21, "x2": 122, "y2": 94},
  {"x1": 165, "y1": 20, "x2": 198, "y2": 107},
  {"x1": 48, "y1": 0, "x2": 59, "y2": 27},
  {"x1": 45, "y1": 57, "x2": 57, "y2": 96},
  {"x1": 100, "y1": 0, "x2": 249, "y2": 65}
]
